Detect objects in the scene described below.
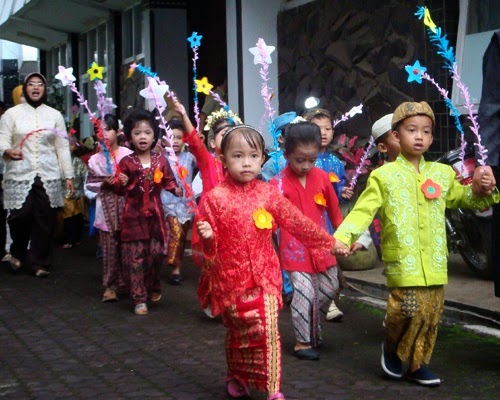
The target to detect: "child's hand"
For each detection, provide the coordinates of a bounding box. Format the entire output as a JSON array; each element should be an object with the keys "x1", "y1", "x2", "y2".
[
  {"x1": 472, "y1": 166, "x2": 496, "y2": 196},
  {"x1": 174, "y1": 186, "x2": 183, "y2": 197},
  {"x1": 173, "y1": 100, "x2": 187, "y2": 117},
  {"x1": 118, "y1": 173, "x2": 128, "y2": 186},
  {"x1": 350, "y1": 242, "x2": 365, "y2": 254},
  {"x1": 341, "y1": 186, "x2": 354, "y2": 200},
  {"x1": 103, "y1": 176, "x2": 115, "y2": 187},
  {"x1": 333, "y1": 240, "x2": 350, "y2": 256},
  {"x1": 197, "y1": 220, "x2": 214, "y2": 240}
]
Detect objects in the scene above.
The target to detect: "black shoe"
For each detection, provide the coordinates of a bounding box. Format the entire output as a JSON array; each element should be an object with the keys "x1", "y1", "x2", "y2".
[
  {"x1": 293, "y1": 347, "x2": 319, "y2": 361},
  {"x1": 406, "y1": 365, "x2": 441, "y2": 387},
  {"x1": 168, "y1": 274, "x2": 182, "y2": 285},
  {"x1": 381, "y1": 342, "x2": 403, "y2": 378}
]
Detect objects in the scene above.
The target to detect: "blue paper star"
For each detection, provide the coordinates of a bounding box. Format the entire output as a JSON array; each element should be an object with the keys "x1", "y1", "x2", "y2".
[
  {"x1": 187, "y1": 32, "x2": 203, "y2": 48},
  {"x1": 405, "y1": 60, "x2": 427, "y2": 84}
]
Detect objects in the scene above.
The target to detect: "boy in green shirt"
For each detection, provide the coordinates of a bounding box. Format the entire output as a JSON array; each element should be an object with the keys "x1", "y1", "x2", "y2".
[{"x1": 334, "y1": 101, "x2": 499, "y2": 387}]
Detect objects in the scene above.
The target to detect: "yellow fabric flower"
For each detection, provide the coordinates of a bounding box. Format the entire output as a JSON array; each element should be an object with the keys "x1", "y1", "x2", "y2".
[
  {"x1": 314, "y1": 193, "x2": 327, "y2": 206},
  {"x1": 87, "y1": 62, "x2": 104, "y2": 81},
  {"x1": 153, "y1": 168, "x2": 163, "y2": 184},
  {"x1": 253, "y1": 208, "x2": 273, "y2": 229},
  {"x1": 195, "y1": 77, "x2": 213, "y2": 95}
]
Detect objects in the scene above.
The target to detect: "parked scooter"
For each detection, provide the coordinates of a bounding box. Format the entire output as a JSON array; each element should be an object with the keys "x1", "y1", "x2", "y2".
[{"x1": 437, "y1": 143, "x2": 493, "y2": 279}]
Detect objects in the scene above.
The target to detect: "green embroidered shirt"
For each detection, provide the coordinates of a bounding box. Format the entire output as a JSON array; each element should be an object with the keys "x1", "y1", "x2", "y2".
[{"x1": 334, "y1": 155, "x2": 500, "y2": 287}]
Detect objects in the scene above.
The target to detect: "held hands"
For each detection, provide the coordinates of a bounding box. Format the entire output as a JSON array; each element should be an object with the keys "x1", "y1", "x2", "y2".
[
  {"x1": 197, "y1": 220, "x2": 214, "y2": 240},
  {"x1": 341, "y1": 186, "x2": 354, "y2": 200},
  {"x1": 102, "y1": 176, "x2": 115, "y2": 187},
  {"x1": 350, "y1": 242, "x2": 365, "y2": 254},
  {"x1": 65, "y1": 179, "x2": 75, "y2": 198},
  {"x1": 472, "y1": 166, "x2": 496, "y2": 196},
  {"x1": 4, "y1": 148, "x2": 23, "y2": 161},
  {"x1": 118, "y1": 173, "x2": 128, "y2": 186},
  {"x1": 333, "y1": 240, "x2": 350, "y2": 257}
]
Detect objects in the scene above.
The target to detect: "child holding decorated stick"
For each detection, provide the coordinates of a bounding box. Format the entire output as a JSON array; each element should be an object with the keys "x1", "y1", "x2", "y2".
[
  {"x1": 86, "y1": 114, "x2": 133, "y2": 302},
  {"x1": 196, "y1": 124, "x2": 337, "y2": 400},
  {"x1": 334, "y1": 101, "x2": 499, "y2": 386},
  {"x1": 115, "y1": 109, "x2": 180, "y2": 315}
]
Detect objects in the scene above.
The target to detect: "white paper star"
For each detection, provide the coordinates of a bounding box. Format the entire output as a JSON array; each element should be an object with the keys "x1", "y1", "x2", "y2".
[
  {"x1": 249, "y1": 39, "x2": 275, "y2": 65},
  {"x1": 94, "y1": 81, "x2": 107, "y2": 96},
  {"x1": 347, "y1": 104, "x2": 363, "y2": 117},
  {"x1": 139, "y1": 77, "x2": 169, "y2": 111},
  {"x1": 55, "y1": 66, "x2": 76, "y2": 86}
]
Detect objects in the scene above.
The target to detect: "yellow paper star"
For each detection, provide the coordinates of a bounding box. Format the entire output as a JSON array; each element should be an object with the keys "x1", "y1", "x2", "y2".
[
  {"x1": 195, "y1": 77, "x2": 213, "y2": 96},
  {"x1": 423, "y1": 7, "x2": 437, "y2": 33},
  {"x1": 87, "y1": 62, "x2": 104, "y2": 81}
]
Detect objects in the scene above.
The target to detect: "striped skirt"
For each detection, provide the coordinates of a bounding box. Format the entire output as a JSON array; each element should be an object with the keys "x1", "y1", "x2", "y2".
[
  {"x1": 289, "y1": 266, "x2": 340, "y2": 347},
  {"x1": 222, "y1": 287, "x2": 281, "y2": 395}
]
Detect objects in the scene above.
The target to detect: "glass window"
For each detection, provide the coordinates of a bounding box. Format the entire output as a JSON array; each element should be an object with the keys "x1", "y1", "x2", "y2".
[{"x1": 122, "y1": 8, "x2": 133, "y2": 59}]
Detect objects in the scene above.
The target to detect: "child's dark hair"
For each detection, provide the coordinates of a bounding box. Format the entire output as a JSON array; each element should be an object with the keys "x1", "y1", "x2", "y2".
[
  {"x1": 168, "y1": 118, "x2": 185, "y2": 132},
  {"x1": 103, "y1": 114, "x2": 119, "y2": 131},
  {"x1": 123, "y1": 108, "x2": 159, "y2": 149},
  {"x1": 284, "y1": 122, "x2": 321, "y2": 154},
  {"x1": 221, "y1": 125, "x2": 265, "y2": 156}
]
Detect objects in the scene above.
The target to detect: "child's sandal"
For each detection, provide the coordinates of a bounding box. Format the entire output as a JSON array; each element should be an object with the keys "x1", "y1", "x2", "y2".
[
  {"x1": 267, "y1": 392, "x2": 285, "y2": 400},
  {"x1": 224, "y1": 376, "x2": 250, "y2": 398},
  {"x1": 134, "y1": 303, "x2": 148, "y2": 315}
]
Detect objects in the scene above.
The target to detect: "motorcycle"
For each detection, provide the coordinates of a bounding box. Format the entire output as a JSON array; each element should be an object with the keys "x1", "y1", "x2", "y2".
[{"x1": 437, "y1": 144, "x2": 493, "y2": 279}]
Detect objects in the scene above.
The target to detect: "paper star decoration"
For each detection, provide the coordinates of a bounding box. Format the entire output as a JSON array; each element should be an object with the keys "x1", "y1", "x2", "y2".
[
  {"x1": 87, "y1": 62, "x2": 104, "y2": 81},
  {"x1": 55, "y1": 66, "x2": 76, "y2": 86},
  {"x1": 347, "y1": 104, "x2": 363, "y2": 117},
  {"x1": 405, "y1": 60, "x2": 427, "y2": 84},
  {"x1": 249, "y1": 40, "x2": 275, "y2": 65},
  {"x1": 139, "y1": 77, "x2": 169, "y2": 111},
  {"x1": 127, "y1": 62, "x2": 137, "y2": 79},
  {"x1": 187, "y1": 32, "x2": 203, "y2": 48},
  {"x1": 195, "y1": 77, "x2": 214, "y2": 96},
  {"x1": 94, "y1": 81, "x2": 107, "y2": 96}
]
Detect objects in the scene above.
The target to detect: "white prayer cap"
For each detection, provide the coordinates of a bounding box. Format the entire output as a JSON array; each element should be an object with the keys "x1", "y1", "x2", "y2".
[{"x1": 371, "y1": 113, "x2": 394, "y2": 141}]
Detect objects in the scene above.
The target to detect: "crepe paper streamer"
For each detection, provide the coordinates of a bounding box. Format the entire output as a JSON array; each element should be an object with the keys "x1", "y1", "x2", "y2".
[
  {"x1": 332, "y1": 104, "x2": 363, "y2": 128},
  {"x1": 55, "y1": 65, "x2": 117, "y2": 174},
  {"x1": 348, "y1": 136, "x2": 375, "y2": 191},
  {"x1": 188, "y1": 32, "x2": 203, "y2": 132},
  {"x1": 452, "y1": 64, "x2": 488, "y2": 166},
  {"x1": 415, "y1": 8, "x2": 487, "y2": 166},
  {"x1": 415, "y1": 6, "x2": 455, "y2": 72},
  {"x1": 17, "y1": 128, "x2": 76, "y2": 150}
]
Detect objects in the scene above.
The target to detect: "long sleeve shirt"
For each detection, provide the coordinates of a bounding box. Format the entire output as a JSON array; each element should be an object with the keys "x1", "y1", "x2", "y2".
[
  {"x1": 116, "y1": 152, "x2": 178, "y2": 242},
  {"x1": 198, "y1": 175, "x2": 336, "y2": 316},
  {"x1": 0, "y1": 103, "x2": 74, "y2": 209},
  {"x1": 334, "y1": 154, "x2": 500, "y2": 288},
  {"x1": 271, "y1": 166, "x2": 343, "y2": 273}
]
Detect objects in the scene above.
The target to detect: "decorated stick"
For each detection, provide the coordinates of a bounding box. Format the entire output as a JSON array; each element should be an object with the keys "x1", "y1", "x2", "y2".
[
  {"x1": 414, "y1": 6, "x2": 488, "y2": 166},
  {"x1": 333, "y1": 104, "x2": 363, "y2": 128},
  {"x1": 55, "y1": 65, "x2": 117, "y2": 174},
  {"x1": 134, "y1": 63, "x2": 197, "y2": 212},
  {"x1": 348, "y1": 136, "x2": 375, "y2": 190},
  {"x1": 187, "y1": 32, "x2": 203, "y2": 132}
]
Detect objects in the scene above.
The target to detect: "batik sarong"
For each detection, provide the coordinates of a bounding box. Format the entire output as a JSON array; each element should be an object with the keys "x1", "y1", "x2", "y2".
[
  {"x1": 385, "y1": 285, "x2": 445, "y2": 366},
  {"x1": 222, "y1": 287, "x2": 281, "y2": 395}
]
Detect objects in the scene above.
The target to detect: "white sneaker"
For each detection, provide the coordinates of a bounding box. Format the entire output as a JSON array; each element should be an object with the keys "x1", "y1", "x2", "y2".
[{"x1": 326, "y1": 301, "x2": 344, "y2": 321}]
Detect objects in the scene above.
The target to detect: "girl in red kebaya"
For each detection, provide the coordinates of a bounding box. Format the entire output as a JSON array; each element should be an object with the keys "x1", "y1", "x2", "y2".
[
  {"x1": 116, "y1": 109, "x2": 180, "y2": 315},
  {"x1": 196, "y1": 125, "x2": 337, "y2": 400}
]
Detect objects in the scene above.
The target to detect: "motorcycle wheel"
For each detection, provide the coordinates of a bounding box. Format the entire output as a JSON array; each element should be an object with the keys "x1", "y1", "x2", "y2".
[{"x1": 451, "y1": 209, "x2": 493, "y2": 279}]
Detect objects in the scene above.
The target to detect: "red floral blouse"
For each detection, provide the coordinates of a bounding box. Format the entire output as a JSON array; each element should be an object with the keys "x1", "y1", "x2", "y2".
[
  {"x1": 116, "y1": 152, "x2": 178, "y2": 242},
  {"x1": 197, "y1": 176, "x2": 336, "y2": 316}
]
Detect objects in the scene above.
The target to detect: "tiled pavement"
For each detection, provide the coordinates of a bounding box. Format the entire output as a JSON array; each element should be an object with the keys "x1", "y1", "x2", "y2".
[{"x1": 0, "y1": 236, "x2": 498, "y2": 399}]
